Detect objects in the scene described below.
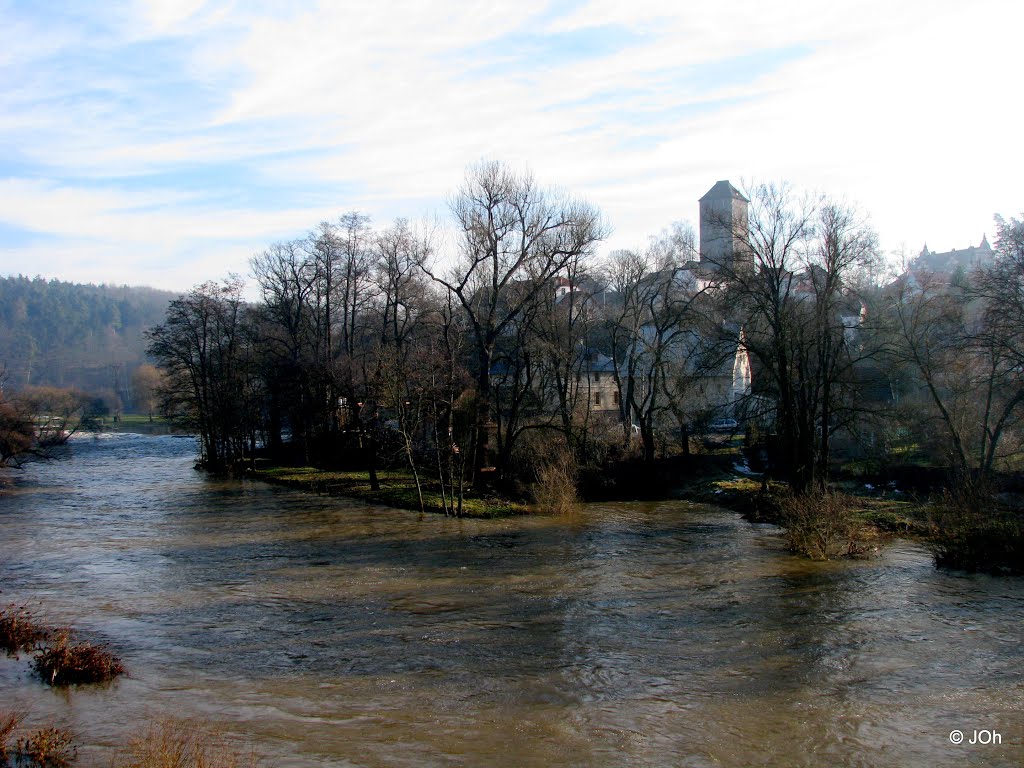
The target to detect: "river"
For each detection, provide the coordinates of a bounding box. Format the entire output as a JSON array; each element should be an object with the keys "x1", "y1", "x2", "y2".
[{"x1": 0, "y1": 433, "x2": 1021, "y2": 766}]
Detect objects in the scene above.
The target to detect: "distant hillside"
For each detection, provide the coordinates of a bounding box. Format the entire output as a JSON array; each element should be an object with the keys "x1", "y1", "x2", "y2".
[{"x1": 0, "y1": 275, "x2": 179, "y2": 401}]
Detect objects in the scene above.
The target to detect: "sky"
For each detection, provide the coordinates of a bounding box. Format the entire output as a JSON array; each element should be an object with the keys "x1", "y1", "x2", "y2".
[{"x1": 0, "y1": 0, "x2": 1020, "y2": 293}]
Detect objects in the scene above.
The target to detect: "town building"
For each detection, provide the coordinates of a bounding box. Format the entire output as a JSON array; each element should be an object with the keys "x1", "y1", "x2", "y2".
[
  {"x1": 699, "y1": 180, "x2": 751, "y2": 273},
  {"x1": 910, "y1": 236, "x2": 994, "y2": 275}
]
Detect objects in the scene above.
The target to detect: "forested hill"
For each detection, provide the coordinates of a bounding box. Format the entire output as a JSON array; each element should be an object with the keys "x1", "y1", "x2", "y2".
[{"x1": 0, "y1": 275, "x2": 178, "y2": 394}]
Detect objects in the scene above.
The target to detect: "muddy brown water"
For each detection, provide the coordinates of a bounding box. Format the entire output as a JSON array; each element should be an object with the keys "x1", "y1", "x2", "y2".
[{"x1": 1, "y1": 434, "x2": 1021, "y2": 767}]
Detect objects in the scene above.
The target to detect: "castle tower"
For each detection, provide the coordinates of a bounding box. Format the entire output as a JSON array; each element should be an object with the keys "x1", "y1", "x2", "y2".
[{"x1": 699, "y1": 180, "x2": 750, "y2": 272}]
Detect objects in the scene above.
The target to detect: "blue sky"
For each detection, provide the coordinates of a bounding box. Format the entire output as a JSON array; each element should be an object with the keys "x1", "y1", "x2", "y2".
[{"x1": 0, "y1": 0, "x2": 1019, "y2": 291}]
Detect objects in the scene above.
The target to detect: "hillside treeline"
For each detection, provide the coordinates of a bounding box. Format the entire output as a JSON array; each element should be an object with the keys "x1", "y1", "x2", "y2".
[{"x1": 0, "y1": 276, "x2": 178, "y2": 404}]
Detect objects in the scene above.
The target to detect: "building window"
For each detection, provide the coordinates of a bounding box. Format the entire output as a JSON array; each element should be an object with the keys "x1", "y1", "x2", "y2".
[
  {"x1": 594, "y1": 371, "x2": 601, "y2": 382},
  {"x1": 613, "y1": 390, "x2": 620, "y2": 406},
  {"x1": 594, "y1": 391, "x2": 602, "y2": 406}
]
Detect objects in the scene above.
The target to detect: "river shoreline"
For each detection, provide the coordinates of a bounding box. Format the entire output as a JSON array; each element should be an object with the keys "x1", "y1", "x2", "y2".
[
  {"x1": 245, "y1": 462, "x2": 529, "y2": 517},
  {"x1": 244, "y1": 455, "x2": 935, "y2": 544}
]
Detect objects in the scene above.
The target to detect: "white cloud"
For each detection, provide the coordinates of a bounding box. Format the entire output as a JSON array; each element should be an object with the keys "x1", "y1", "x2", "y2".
[
  {"x1": 134, "y1": 0, "x2": 211, "y2": 34},
  {"x1": 0, "y1": 0, "x2": 1019, "y2": 290}
]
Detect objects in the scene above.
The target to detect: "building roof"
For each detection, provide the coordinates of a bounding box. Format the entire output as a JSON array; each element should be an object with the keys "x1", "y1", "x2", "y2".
[
  {"x1": 911, "y1": 237, "x2": 993, "y2": 274},
  {"x1": 699, "y1": 180, "x2": 749, "y2": 204}
]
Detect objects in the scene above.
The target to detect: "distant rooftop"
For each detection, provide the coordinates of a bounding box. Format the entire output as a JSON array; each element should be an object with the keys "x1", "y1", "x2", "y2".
[
  {"x1": 699, "y1": 180, "x2": 749, "y2": 203},
  {"x1": 910, "y1": 235, "x2": 993, "y2": 274}
]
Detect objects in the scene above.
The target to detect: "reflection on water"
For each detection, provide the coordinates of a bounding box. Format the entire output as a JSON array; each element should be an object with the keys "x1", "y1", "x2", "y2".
[{"x1": 1, "y1": 434, "x2": 1022, "y2": 767}]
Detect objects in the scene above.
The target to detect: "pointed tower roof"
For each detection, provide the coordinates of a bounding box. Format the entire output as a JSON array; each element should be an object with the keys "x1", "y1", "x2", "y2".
[
  {"x1": 699, "y1": 180, "x2": 749, "y2": 203},
  {"x1": 980, "y1": 233, "x2": 991, "y2": 250}
]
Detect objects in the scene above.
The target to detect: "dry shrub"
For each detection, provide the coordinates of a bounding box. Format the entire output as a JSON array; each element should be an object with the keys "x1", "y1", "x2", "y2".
[
  {"x1": 1, "y1": 712, "x2": 77, "y2": 768},
  {"x1": 779, "y1": 490, "x2": 864, "y2": 560},
  {"x1": 33, "y1": 631, "x2": 124, "y2": 686},
  {"x1": 14, "y1": 728, "x2": 77, "y2": 768},
  {"x1": 530, "y1": 444, "x2": 579, "y2": 516},
  {"x1": 0, "y1": 711, "x2": 21, "y2": 765},
  {"x1": 113, "y1": 718, "x2": 261, "y2": 768},
  {"x1": 0, "y1": 605, "x2": 50, "y2": 656}
]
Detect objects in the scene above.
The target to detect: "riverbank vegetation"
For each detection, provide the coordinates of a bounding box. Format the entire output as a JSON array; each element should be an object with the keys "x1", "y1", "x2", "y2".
[
  {"x1": 0, "y1": 605, "x2": 50, "y2": 656},
  {"x1": 141, "y1": 164, "x2": 1024, "y2": 573},
  {"x1": 1, "y1": 713, "x2": 76, "y2": 768},
  {"x1": 1, "y1": 713, "x2": 261, "y2": 768},
  {"x1": 0, "y1": 605, "x2": 124, "y2": 686},
  {"x1": 32, "y1": 632, "x2": 125, "y2": 687},
  {"x1": 3, "y1": 608, "x2": 255, "y2": 768},
  {"x1": 0, "y1": 381, "x2": 174, "y2": 468},
  {"x1": 251, "y1": 463, "x2": 527, "y2": 517},
  {"x1": 112, "y1": 717, "x2": 262, "y2": 768}
]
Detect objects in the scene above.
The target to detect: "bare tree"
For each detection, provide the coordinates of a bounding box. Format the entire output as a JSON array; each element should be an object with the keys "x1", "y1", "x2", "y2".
[
  {"x1": 968, "y1": 214, "x2": 1024, "y2": 476},
  {"x1": 419, "y1": 161, "x2": 606, "y2": 485},
  {"x1": 131, "y1": 363, "x2": 162, "y2": 421},
  {"x1": 531, "y1": 246, "x2": 598, "y2": 455},
  {"x1": 369, "y1": 219, "x2": 436, "y2": 508},
  {"x1": 16, "y1": 386, "x2": 87, "y2": 445},
  {"x1": 374, "y1": 219, "x2": 432, "y2": 349},
  {"x1": 146, "y1": 278, "x2": 256, "y2": 470},
  {"x1": 715, "y1": 184, "x2": 881, "y2": 493},
  {"x1": 601, "y1": 223, "x2": 719, "y2": 461},
  {"x1": 251, "y1": 240, "x2": 321, "y2": 458},
  {"x1": 425, "y1": 289, "x2": 475, "y2": 515},
  {"x1": 893, "y1": 214, "x2": 1024, "y2": 482},
  {"x1": 0, "y1": 368, "x2": 35, "y2": 467},
  {"x1": 333, "y1": 212, "x2": 375, "y2": 402}
]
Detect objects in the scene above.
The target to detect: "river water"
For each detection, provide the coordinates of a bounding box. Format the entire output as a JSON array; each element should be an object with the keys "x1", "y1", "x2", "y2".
[{"x1": 0, "y1": 433, "x2": 1021, "y2": 767}]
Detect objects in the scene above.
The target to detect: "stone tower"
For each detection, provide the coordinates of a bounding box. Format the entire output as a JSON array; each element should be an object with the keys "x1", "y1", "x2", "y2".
[{"x1": 699, "y1": 180, "x2": 750, "y2": 272}]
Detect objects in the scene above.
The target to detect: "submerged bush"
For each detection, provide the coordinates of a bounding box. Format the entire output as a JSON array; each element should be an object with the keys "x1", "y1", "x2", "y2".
[
  {"x1": 113, "y1": 717, "x2": 261, "y2": 768},
  {"x1": 0, "y1": 605, "x2": 50, "y2": 656},
  {"x1": 929, "y1": 484, "x2": 1024, "y2": 575},
  {"x1": 32, "y1": 632, "x2": 124, "y2": 686},
  {"x1": 0, "y1": 712, "x2": 19, "y2": 766},
  {"x1": 779, "y1": 490, "x2": 864, "y2": 560},
  {"x1": 1, "y1": 712, "x2": 77, "y2": 768},
  {"x1": 13, "y1": 728, "x2": 77, "y2": 768}
]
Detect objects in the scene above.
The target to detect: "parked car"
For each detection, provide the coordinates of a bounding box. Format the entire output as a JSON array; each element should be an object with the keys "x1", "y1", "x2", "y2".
[{"x1": 708, "y1": 418, "x2": 739, "y2": 433}]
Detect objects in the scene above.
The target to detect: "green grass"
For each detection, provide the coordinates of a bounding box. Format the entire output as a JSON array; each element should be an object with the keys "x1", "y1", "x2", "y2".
[
  {"x1": 675, "y1": 460, "x2": 931, "y2": 537},
  {"x1": 856, "y1": 501, "x2": 928, "y2": 534},
  {"x1": 72, "y1": 413, "x2": 176, "y2": 434},
  {"x1": 250, "y1": 464, "x2": 528, "y2": 518},
  {"x1": 112, "y1": 413, "x2": 167, "y2": 427}
]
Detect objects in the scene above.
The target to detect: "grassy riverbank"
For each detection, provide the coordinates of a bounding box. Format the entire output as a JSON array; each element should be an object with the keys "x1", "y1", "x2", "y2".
[
  {"x1": 673, "y1": 454, "x2": 1023, "y2": 572},
  {"x1": 248, "y1": 463, "x2": 529, "y2": 518},
  {"x1": 677, "y1": 472, "x2": 930, "y2": 534},
  {"x1": 246, "y1": 448, "x2": 931, "y2": 529},
  {"x1": 88, "y1": 414, "x2": 178, "y2": 435},
  {"x1": 246, "y1": 447, "x2": 1021, "y2": 572}
]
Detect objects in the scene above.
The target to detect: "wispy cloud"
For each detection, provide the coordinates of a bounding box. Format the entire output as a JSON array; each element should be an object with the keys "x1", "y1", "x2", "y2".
[{"x1": 0, "y1": 0, "x2": 1018, "y2": 290}]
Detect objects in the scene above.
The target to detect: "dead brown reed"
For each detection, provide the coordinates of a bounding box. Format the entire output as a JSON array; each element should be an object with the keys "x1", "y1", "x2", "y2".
[
  {"x1": 0, "y1": 605, "x2": 50, "y2": 656},
  {"x1": 111, "y1": 718, "x2": 262, "y2": 768},
  {"x1": 32, "y1": 631, "x2": 124, "y2": 687}
]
